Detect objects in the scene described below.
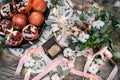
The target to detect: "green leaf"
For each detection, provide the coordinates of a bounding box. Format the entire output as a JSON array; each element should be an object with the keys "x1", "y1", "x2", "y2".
[
  {"x1": 32, "y1": 56, "x2": 42, "y2": 60},
  {"x1": 97, "y1": 70, "x2": 104, "y2": 75},
  {"x1": 91, "y1": 6, "x2": 98, "y2": 14},
  {"x1": 100, "y1": 25, "x2": 108, "y2": 33},
  {"x1": 94, "y1": 32, "x2": 99, "y2": 37},
  {"x1": 95, "y1": 59, "x2": 104, "y2": 65},
  {"x1": 21, "y1": 68, "x2": 28, "y2": 75},
  {"x1": 62, "y1": 69, "x2": 70, "y2": 76},
  {"x1": 45, "y1": 20, "x2": 53, "y2": 25},
  {"x1": 0, "y1": 36, "x2": 5, "y2": 45},
  {"x1": 113, "y1": 52, "x2": 120, "y2": 60},
  {"x1": 115, "y1": 24, "x2": 120, "y2": 28},
  {"x1": 101, "y1": 21, "x2": 111, "y2": 33},
  {"x1": 105, "y1": 12, "x2": 110, "y2": 20},
  {"x1": 0, "y1": 36, "x2": 4, "y2": 41},
  {"x1": 57, "y1": 66, "x2": 63, "y2": 76},
  {"x1": 101, "y1": 0, "x2": 108, "y2": 4},
  {"x1": 80, "y1": 43, "x2": 88, "y2": 51},
  {"x1": 31, "y1": 65, "x2": 36, "y2": 70},
  {"x1": 94, "y1": 38, "x2": 103, "y2": 44},
  {"x1": 49, "y1": 71, "x2": 55, "y2": 77},
  {"x1": 80, "y1": 12, "x2": 87, "y2": 21},
  {"x1": 50, "y1": 0, "x2": 57, "y2": 5},
  {"x1": 58, "y1": 0, "x2": 65, "y2": 6}
]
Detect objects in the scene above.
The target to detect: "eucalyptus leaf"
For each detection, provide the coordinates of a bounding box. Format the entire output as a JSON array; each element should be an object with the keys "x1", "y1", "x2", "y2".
[
  {"x1": 113, "y1": 52, "x2": 120, "y2": 60},
  {"x1": 50, "y1": 0, "x2": 57, "y2": 5},
  {"x1": 49, "y1": 71, "x2": 55, "y2": 77},
  {"x1": 58, "y1": 0, "x2": 65, "y2": 6},
  {"x1": 91, "y1": 6, "x2": 98, "y2": 14},
  {"x1": 101, "y1": 21, "x2": 111, "y2": 33},
  {"x1": 94, "y1": 38, "x2": 103, "y2": 44},
  {"x1": 94, "y1": 31, "x2": 100, "y2": 37},
  {"x1": 80, "y1": 43, "x2": 88, "y2": 51},
  {"x1": 101, "y1": 0, "x2": 108, "y2": 4},
  {"x1": 0, "y1": 36, "x2": 4, "y2": 42},
  {"x1": 100, "y1": 25, "x2": 109, "y2": 33},
  {"x1": 105, "y1": 12, "x2": 110, "y2": 19},
  {"x1": 21, "y1": 68, "x2": 28, "y2": 75},
  {"x1": 115, "y1": 24, "x2": 120, "y2": 28},
  {"x1": 80, "y1": 12, "x2": 87, "y2": 21},
  {"x1": 62, "y1": 69, "x2": 70, "y2": 76},
  {"x1": 108, "y1": 39, "x2": 115, "y2": 52},
  {"x1": 32, "y1": 56, "x2": 42, "y2": 60},
  {"x1": 31, "y1": 65, "x2": 36, "y2": 70},
  {"x1": 103, "y1": 33, "x2": 109, "y2": 38},
  {"x1": 57, "y1": 66, "x2": 63, "y2": 76},
  {"x1": 106, "y1": 21, "x2": 111, "y2": 27},
  {"x1": 97, "y1": 71, "x2": 104, "y2": 75},
  {"x1": 95, "y1": 59, "x2": 104, "y2": 65},
  {"x1": 45, "y1": 20, "x2": 53, "y2": 25}
]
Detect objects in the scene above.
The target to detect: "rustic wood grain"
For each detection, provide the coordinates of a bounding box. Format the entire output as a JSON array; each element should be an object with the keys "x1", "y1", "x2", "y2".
[{"x1": 0, "y1": 0, "x2": 120, "y2": 80}]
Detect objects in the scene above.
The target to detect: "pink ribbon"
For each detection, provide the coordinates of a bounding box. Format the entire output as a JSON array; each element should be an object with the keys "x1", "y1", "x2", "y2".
[
  {"x1": 83, "y1": 46, "x2": 118, "y2": 80},
  {"x1": 72, "y1": 27, "x2": 82, "y2": 33},
  {"x1": 15, "y1": 46, "x2": 117, "y2": 80},
  {"x1": 15, "y1": 54, "x2": 27, "y2": 75},
  {"x1": 107, "y1": 59, "x2": 118, "y2": 80},
  {"x1": 24, "y1": 69, "x2": 31, "y2": 80},
  {"x1": 83, "y1": 48, "x2": 94, "y2": 75},
  {"x1": 83, "y1": 46, "x2": 108, "y2": 75},
  {"x1": 32, "y1": 58, "x2": 102, "y2": 80},
  {"x1": 32, "y1": 58, "x2": 64, "y2": 80},
  {"x1": 70, "y1": 68, "x2": 101, "y2": 80},
  {"x1": 15, "y1": 48, "x2": 44, "y2": 75}
]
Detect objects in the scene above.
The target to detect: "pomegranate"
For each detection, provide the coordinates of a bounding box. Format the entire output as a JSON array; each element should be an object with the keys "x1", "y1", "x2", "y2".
[
  {"x1": 29, "y1": 11, "x2": 44, "y2": 26},
  {"x1": 32, "y1": 0, "x2": 47, "y2": 13},
  {"x1": 22, "y1": 24, "x2": 38, "y2": 41},
  {"x1": 12, "y1": 13, "x2": 28, "y2": 30},
  {"x1": 0, "y1": 2, "x2": 17, "y2": 18},
  {"x1": 0, "y1": 19, "x2": 13, "y2": 35},
  {"x1": 7, "y1": 31, "x2": 23, "y2": 46},
  {"x1": 16, "y1": 0, "x2": 32, "y2": 13},
  {"x1": 0, "y1": 23, "x2": 4, "y2": 35}
]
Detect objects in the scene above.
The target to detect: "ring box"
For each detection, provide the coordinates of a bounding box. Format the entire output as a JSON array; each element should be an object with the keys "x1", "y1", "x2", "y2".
[{"x1": 42, "y1": 36, "x2": 63, "y2": 59}]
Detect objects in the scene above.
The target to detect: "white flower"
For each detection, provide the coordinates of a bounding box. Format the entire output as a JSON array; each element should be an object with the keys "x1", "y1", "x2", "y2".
[
  {"x1": 63, "y1": 48, "x2": 74, "y2": 57},
  {"x1": 71, "y1": 37, "x2": 78, "y2": 43},
  {"x1": 71, "y1": 31, "x2": 79, "y2": 43},
  {"x1": 73, "y1": 31, "x2": 79, "y2": 36},
  {"x1": 42, "y1": 75, "x2": 50, "y2": 80},
  {"x1": 78, "y1": 32, "x2": 89, "y2": 43},
  {"x1": 114, "y1": 1, "x2": 120, "y2": 7},
  {"x1": 48, "y1": 8, "x2": 58, "y2": 20},
  {"x1": 44, "y1": 0, "x2": 53, "y2": 8},
  {"x1": 92, "y1": 20, "x2": 105, "y2": 29},
  {"x1": 58, "y1": 37, "x2": 69, "y2": 47},
  {"x1": 24, "y1": 56, "x2": 35, "y2": 67},
  {"x1": 87, "y1": 16, "x2": 95, "y2": 24},
  {"x1": 88, "y1": 63, "x2": 99, "y2": 74},
  {"x1": 77, "y1": 10, "x2": 82, "y2": 16},
  {"x1": 51, "y1": 73, "x2": 61, "y2": 80},
  {"x1": 59, "y1": 62, "x2": 68, "y2": 71},
  {"x1": 37, "y1": 60, "x2": 46, "y2": 69},
  {"x1": 51, "y1": 24, "x2": 60, "y2": 32}
]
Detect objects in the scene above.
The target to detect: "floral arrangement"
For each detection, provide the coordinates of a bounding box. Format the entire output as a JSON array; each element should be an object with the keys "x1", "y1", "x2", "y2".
[{"x1": 0, "y1": 0, "x2": 120, "y2": 80}]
